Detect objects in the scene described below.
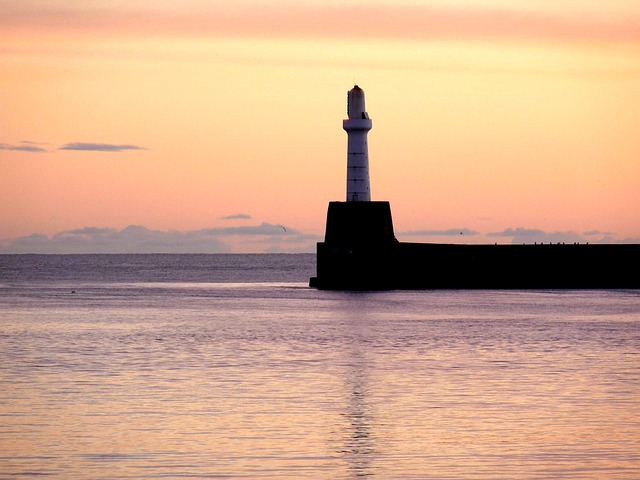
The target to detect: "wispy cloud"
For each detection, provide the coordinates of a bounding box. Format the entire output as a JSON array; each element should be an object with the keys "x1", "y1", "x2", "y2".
[
  {"x1": 2, "y1": 223, "x2": 634, "y2": 253},
  {"x1": 584, "y1": 230, "x2": 614, "y2": 237},
  {"x1": 583, "y1": 230, "x2": 640, "y2": 244},
  {"x1": 1, "y1": 223, "x2": 319, "y2": 254},
  {"x1": 199, "y1": 222, "x2": 294, "y2": 236},
  {"x1": 2, "y1": 226, "x2": 229, "y2": 254},
  {"x1": 0, "y1": 142, "x2": 48, "y2": 153},
  {"x1": 488, "y1": 227, "x2": 585, "y2": 244},
  {"x1": 222, "y1": 214, "x2": 252, "y2": 220},
  {"x1": 2, "y1": 141, "x2": 148, "y2": 153},
  {"x1": 401, "y1": 228, "x2": 479, "y2": 237},
  {"x1": 397, "y1": 226, "x2": 638, "y2": 245},
  {"x1": 58, "y1": 143, "x2": 148, "y2": 152}
]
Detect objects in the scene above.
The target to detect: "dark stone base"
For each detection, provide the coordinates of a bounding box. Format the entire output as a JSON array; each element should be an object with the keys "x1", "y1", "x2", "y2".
[{"x1": 312, "y1": 201, "x2": 397, "y2": 290}]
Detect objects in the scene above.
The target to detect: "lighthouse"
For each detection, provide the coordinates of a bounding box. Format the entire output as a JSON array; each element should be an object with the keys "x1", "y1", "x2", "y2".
[
  {"x1": 344, "y1": 85, "x2": 372, "y2": 202},
  {"x1": 310, "y1": 85, "x2": 396, "y2": 289}
]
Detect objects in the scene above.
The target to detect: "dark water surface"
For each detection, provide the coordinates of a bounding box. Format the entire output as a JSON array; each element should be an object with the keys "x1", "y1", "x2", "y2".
[{"x1": 1, "y1": 254, "x2": 639, "y2": 479}]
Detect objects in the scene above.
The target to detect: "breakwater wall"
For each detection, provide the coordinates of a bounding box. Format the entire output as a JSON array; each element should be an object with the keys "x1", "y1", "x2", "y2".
[{"x1": 310, "y1": 202, "x2": 640, "y2": 290}]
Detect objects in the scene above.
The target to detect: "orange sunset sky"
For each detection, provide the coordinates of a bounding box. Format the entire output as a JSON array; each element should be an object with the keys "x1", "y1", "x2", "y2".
[{"x1": 2, "y1": 0, "x2": 639, "y2": 253}]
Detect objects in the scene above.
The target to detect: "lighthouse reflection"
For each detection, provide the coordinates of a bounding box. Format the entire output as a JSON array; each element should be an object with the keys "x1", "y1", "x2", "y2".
[
  {"x1": 336, "y1": 300, "x2": 378, "y2": 478},
  {"x1": 341, "y1": 355, "x2": 375, "y2": 477}
]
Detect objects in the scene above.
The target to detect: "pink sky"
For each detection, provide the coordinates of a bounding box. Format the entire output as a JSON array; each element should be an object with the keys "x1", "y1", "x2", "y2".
[{"x1": 2, "y1": 1, "x2": 639, "y2": 253}]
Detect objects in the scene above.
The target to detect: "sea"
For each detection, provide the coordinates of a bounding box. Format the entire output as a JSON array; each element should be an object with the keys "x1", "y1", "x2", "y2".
[{"x1": 1, "y1": 253, "x2": 639, "y2": 479}]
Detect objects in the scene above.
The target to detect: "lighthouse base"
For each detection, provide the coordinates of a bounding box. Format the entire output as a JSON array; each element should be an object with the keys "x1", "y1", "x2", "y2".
[{"x1": 309, "y1": 201, "x2": 397, "y2": 290}]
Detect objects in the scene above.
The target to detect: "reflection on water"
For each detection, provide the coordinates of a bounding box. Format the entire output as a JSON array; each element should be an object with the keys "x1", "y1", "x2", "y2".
[
  {"x1": 0, "y1": 284, "x2": 639, "y2": 479},
  {"x1": 342, "y1": 322, "x2": 375, "y2": 477}
]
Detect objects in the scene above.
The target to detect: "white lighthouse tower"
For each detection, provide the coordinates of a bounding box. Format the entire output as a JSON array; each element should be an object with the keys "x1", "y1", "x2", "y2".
[{"x1": 344, "y1": 85, "x2": 372, "y2": 202}]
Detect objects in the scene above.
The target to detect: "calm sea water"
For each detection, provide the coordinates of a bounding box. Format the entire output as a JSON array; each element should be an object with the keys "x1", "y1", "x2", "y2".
[{"x1": 1, "y1": 254, "x2": 639, "y2": 479}]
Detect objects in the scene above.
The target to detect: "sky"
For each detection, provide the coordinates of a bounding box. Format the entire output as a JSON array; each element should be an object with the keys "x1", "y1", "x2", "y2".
[{"x1": 1, "y1": 0, "x2": 639, "y2": 253}]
